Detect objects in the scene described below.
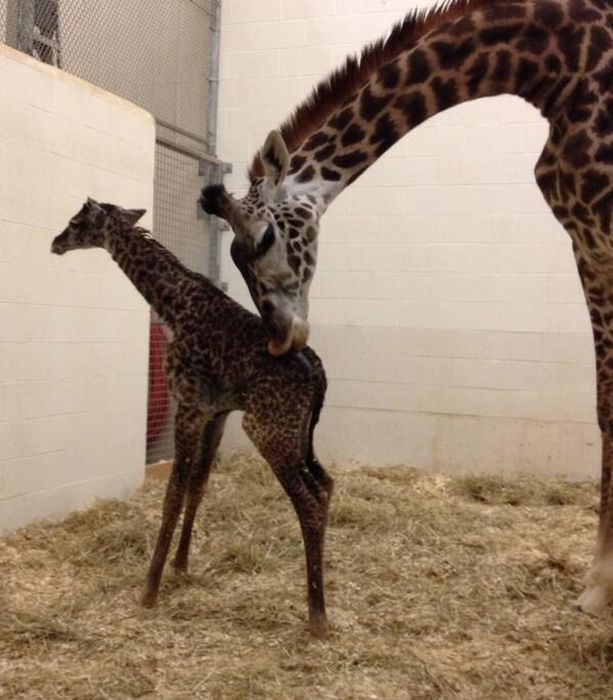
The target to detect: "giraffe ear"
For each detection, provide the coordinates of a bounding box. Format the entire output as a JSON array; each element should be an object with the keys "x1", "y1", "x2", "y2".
[
  {"x1": 260, "y1": 130, "x2": 290, "y2": 190},
  {"x1": 84, "y1": 197, "x2": 103, "y2": 217},
  {"x1": 85, "y1": 196, "x2": 101, "y2": 211},
  {"x1": 122, "y1": 208, "x2": 147, "y2": 225}
]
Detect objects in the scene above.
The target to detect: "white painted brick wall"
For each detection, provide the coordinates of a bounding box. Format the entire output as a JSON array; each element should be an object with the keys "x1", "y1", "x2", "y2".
[
  {"x1": 217, "y1": 1, "x2": 599, "y2": 478},
  {"x1": 0, "y1": 45, "x2": 155, "y2": 533}
]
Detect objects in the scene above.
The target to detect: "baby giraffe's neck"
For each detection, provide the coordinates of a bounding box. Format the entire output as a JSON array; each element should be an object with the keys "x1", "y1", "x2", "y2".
[{"x1": 103, "y1": 225, "x2": 217, "y2": 328}]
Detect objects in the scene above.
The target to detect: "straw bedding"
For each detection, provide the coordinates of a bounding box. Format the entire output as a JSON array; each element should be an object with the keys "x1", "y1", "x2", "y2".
[{"x1": 1, "y1": 453, "x2": 611, "y2": 699}]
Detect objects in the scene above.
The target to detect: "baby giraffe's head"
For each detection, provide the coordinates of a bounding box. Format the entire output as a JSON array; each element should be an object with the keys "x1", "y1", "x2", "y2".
[{"x1": 51, "y1": 197, "x2": 146, "y2": 255}]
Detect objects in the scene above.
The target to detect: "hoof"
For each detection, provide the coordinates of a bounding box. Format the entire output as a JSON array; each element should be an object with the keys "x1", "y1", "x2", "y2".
[
  {"x1": 575, "y1": 585, "x2": 610, "y2": 616},
  {"x1": 140, "y1": 589, "x2": 158, "y2": 608},
  {"x1": 309, "y1": 615, "x2": 329, "y2": 640},
  {"x1": 172, "y1": 557, "x2": 188, "y2": 573}
]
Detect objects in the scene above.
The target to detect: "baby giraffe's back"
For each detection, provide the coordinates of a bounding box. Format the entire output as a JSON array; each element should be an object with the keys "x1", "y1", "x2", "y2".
[{"x1": 166, "y1": 275, "x2": 326, "y2": 417}]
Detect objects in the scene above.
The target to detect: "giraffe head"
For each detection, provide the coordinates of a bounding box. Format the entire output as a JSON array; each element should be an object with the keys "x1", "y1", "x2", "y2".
[
  {"x1": 51, "y1": 198, "x2": 146, "y2": 255},
  {"x1": 200, "y1": 131, "x2": 326, "y2": 356}
]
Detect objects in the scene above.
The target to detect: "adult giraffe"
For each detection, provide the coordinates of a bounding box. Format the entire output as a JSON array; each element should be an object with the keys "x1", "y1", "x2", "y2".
[{"x1": 200, "y1": 0, "x2": 613, "y2": 613}]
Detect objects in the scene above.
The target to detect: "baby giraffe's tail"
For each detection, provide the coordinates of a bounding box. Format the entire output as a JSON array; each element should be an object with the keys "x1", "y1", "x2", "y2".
[{"x1": 305, "y1": 362, "x2": 333, "y2": 500}]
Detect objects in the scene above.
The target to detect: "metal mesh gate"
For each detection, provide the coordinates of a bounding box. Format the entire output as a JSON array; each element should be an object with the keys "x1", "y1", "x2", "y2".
[{"x1": 1, "y1": 0, "x2": 227, "y2": 464}]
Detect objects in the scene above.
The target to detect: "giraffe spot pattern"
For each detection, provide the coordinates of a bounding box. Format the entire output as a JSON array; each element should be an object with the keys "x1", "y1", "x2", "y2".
[
  {"x1": 342, "y1": 123, "x2": 367, "y2": 147},
  {"x1": 432, "y1": 37, "x2": 475, "y2": 70},
  {"x1": 333, "y1": 151, "x2": 369, "y2": 169},
  {"x1": 321, "y1": 167, "x2": 342, "y2": 181},
  {"x1": 360, "y1": 86, "x2": 393, "y2": 121},
  {"x1": 379, "y1": 61, "x2": 401, "y2": 89},
  {"x1": 406, "y1": 48, "x2": 431, "y2": 84},
  {"x1": 394, "y1": 92, "x2": 427, "y2": 127},
  {"x1": 534, "y1": 1, "x2": 565, "y2": 27},
  {"x1": 430, "y1": 76, "x2": 460, "y2": 111}
]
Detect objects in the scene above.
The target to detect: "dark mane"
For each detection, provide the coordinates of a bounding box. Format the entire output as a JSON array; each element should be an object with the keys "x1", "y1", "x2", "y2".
[{"x1": 248, "y1": 0, "x2": 516, "y2": 181}]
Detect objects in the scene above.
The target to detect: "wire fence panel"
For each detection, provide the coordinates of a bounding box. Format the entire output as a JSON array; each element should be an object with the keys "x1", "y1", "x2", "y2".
[{"x1": 1, "y1": 0, "x2": 224, "y2": 465}]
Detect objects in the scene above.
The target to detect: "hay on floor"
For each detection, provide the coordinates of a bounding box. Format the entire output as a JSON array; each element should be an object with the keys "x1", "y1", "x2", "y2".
[{"x1": 0, "y1": 453, "x2": 611, "y2": 699}]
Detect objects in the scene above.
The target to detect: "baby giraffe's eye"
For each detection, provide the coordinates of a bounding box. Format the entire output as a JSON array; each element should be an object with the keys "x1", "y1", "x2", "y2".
[{"x1": 257, "y1": 224, "x2": 276, "y2": 257}]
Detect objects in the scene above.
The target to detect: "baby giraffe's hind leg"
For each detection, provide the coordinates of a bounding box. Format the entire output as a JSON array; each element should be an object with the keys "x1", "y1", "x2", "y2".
[
  {"x1": 274, "y1": 460, "x2": 331, "y2": 638},
  {"x1": 244, "y1": 406, "x2": 332, "y2": 638},
  {"x1": 141, "y1": 404, "x2": 208, "y2": 607},
  {"x1": 173, "y1": 412, "x2": 228, "y2": 572}
]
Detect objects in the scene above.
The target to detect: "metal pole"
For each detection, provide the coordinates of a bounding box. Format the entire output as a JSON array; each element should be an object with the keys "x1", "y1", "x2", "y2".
[
  {"x1": 205, "y1": 0, "x2": 226, "y2": 286},
  {"x1": 207, "y1": 0, "x2": 221, "y2": 155},
  {"x1": 17, "y1": 0, "x2": 35, "y2": 55}
]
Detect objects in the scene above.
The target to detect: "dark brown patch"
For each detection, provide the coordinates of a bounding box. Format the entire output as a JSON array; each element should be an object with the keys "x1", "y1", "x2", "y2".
[
  {"x1": 370, "y1": 113, "x2": 399, "y2": 157},
  {"x1": 581, "y1": 171, "x2": 610, "y2": 204},
  {"x1": 395, "y1": 92, "x2": 427, "y2": 127},
  {"x1": 593, "y1": 61, "x2": 613, "y2": 95},
  {"x1": 594, "y1": 103, "x2": 613, "y2": 137},
  {"x1": 566, "y1": 85, "x2": 598, "y2": 123},
  {"x1": 432, "y1": 37, "x2": 475, "y2": 70},
  {"x1": 295, "y1": 207, "x2": 311, "y2": 220},
  {"x1": 321, "y1": 167, "x2": 342, "y2": 181},
  {"x1": 572, "y1": 202, "x2": 594, "y2": 226},
  {"x1": 492, "y1": 50, "x2": 512, "y2": 85},
  {"x1": 515, "y1": 58, "x2": 540, "y2": 96},
  {"x1": 541, "y1": 76, "x2": 573, "y2": 117},
  {"x1": 480, "y1": 23, "x2": 523, "y2": 47},
  {"x1": 333, "y1": 151, "x2": 369, "y2": 170},
  {"x1": 296, "y1": 165, "x2": 316, "y2": 184},
  {"x1": 430, "y1": 76, "x2": 460, "y2": 111},
  {"x1": 407, "y1": 48, "x2": 431, "y2": 84},
  {"x1": 379, "y1": 61, "x2": 401, "y2": 89},
  {"x1": 314, "y1": 144, "x2": 336, "y2": 162},
  {"x1": 341, "y1": 123, "x2": 367, "y2": 147},
  {"x1": 303, "y1": 132, "x2": 330, "y2": 151},
  {"x1": 466, "y1": 52, "x2": 489, "y2": 96},
  {"x1": 288, "y1": 254, "x2": 301, "y2": 273},
  {"x1": 289, "y1": 155, "x2": 307, "y2": 173},
  {"x1": 483, "y1": 3, "x2": 524, "y2": 21},
  {"x1": 544, "y1": 54, "x2": 563, "y2": 74},
  {"x1": 329, "y1": 108, "x2": 354, "y2": 131},
  {"x1": 556, "y1": 26, "x2": 585, "y2": 72},
  {"x1": 594, "y1": 191, "x2": 612, "y2": 233},
  {"x1": 534, "y1": 0, "x2": 564, "y2": 27},
  {"x1": 569, "y1": 0, "x2": 602, "y2": 23},
  {"x1": 587, "y1": 26, "x2": 613, "y2": 72},
  {"x1": 360, "y1": 85, "x2": 393, "y2": 121},
  {"x1": 516, "y1": 25, "x2": 550, "y2": 55},
  {"x1": 595, "y1": 144, "x2": 613, "y2": 166},
  {"x1": 562, "y1": 131, "x2": 592, "y2": 170}
]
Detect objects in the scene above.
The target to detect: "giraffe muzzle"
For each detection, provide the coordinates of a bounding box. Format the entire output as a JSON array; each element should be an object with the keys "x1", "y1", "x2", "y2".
[{"x1": 266, "y1": 318, "x2": 309, "y2": 356}]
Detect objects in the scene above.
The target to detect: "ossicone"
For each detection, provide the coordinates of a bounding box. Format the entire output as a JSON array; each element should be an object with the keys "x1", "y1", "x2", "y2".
[{"x1": 199, "y1": 184, "x2": 232, "y2": 219}]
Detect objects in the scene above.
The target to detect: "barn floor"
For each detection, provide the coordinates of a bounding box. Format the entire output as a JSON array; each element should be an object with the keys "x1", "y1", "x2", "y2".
[{"x1": 1, "y1": 454, "x2": 612, "y2": 699}]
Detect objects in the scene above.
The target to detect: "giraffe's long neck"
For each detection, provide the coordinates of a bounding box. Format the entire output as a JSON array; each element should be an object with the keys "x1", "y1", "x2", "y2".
[
  {"x1": 287, "y1": 2, "x2": 579, "y2": 198},
  {"x1": 104, "y1": 225, "x2": 212, "y2": 328}
]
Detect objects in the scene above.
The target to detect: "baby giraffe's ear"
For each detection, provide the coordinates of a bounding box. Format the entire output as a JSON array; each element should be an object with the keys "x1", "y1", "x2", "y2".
[
  {"x1": 260, "y1": 130, "x2": 290, "y2": 191},
  {"x1": 122, "y1": 208, "x2": 147, "y2": 226},
  {"x1": 85, "y1": 196, "x2": 103, "y2": 214}
]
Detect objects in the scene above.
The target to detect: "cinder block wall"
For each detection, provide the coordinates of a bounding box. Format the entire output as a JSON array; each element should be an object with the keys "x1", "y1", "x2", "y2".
[
  {"x1": 216, "y1": 0, "x2": 599, "y2": 478},
  {"x1": 0, "y1": 45, "x2": 155, "y2": 533}
]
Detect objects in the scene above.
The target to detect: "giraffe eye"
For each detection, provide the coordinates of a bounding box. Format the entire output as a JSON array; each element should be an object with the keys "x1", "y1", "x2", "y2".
[{"x1": 257, "y1": 225, "x2": 276, "y2": 257}]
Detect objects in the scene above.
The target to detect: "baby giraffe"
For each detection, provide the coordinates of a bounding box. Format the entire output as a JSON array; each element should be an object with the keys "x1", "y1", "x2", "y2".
[{"x1": 51, "y1": 198, "x2": 333, "y2": 638}]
